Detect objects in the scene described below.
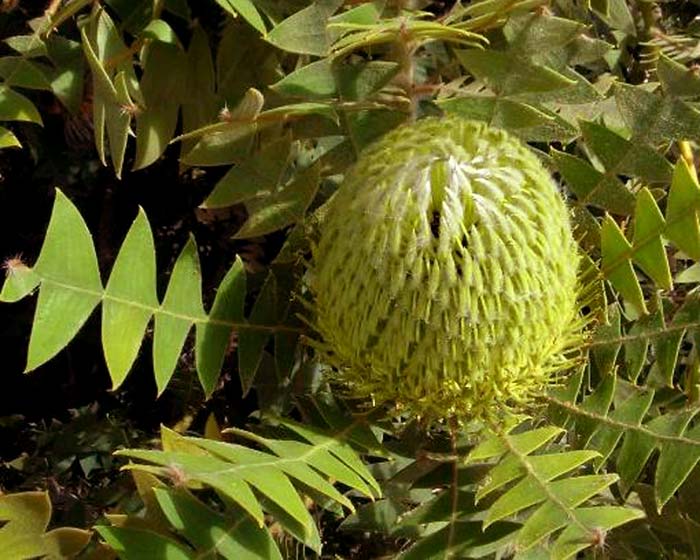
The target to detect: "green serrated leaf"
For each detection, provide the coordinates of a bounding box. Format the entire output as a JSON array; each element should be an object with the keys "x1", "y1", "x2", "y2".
[
  {"x1": 181, "y1": 24, "x2": 219, "y2": 158},
  {"x1": 81, "y1": 24, "x2": 121, "y2": 167},
  {"x1": 195, "y1": 257, "x2": 246, "y2": 396},
  {"x1": 253, "y1": 433, "x2": 376, "y2": 499},
  {"x1": 335, "y1": 60, "x2": 400, "y2": 101},
  {"x1": 485, "y1": 468, "x2": 610, "y2": 528},
  {"x1": 110, "y1": 71, "x2": 134, "y2": 178},
  {"x1": 154, "y1": 488, "x2": 282, "y2": 560},
  {"x1": 650, "y1": 305, "x2": 684, "y2": 388},
  {"x1": 153, "y1": 238, "x2": 205, "y2": 395},
  {"x1": 202, "y1": 135, "x2": 292, "y2": 209},
  {"x1": 186, "y1": 441, "x2": 315, "y2": 534},
  {"x1": 598, "y1": 0, "x2": 634, "y2": 35},
  {"x1": 0, "y1": 261, "x2": 39, "y2": 303},
  {"x1": 666, "y1": 160, "x2": 700, "y2": 261},
  {"x1": 468, "y1": 427, "x2": 564, "y2": 463},
  {"x1": 676, "y1": 262, "x2": 700, "y2": 283},
  {"x1": 615, "y1": 83, "x2": 700, "y2": 143},
  {"x1": 119, "y1": 449, "x2": 265, "y2": 525},
  {"x1": 455, "y1": 49, "x2": 576, "y2": 99},
  {"x1": 235, "y1": 162, "x2": 321, "y2": 239},
  {"x1": 617, "y1": 410, "x2": 695, "y2": 496},
  {"x1": 440, "y1": 96, "x2": 556, "y2": 133},
  {"x1": 657, "y1": 54, "x2": 700, "y2": 99},
  {"x1": 580, "y1": 121, "x2": 672, "y2": 183},
  {"x1": 272, "y1": 58, "x2": 337, "y2": 99},
  {"x1": 96, "y1": 526, "x2": 193, "y2": 560},
  {"x1": 632, "y1": 188, "x2": 672, "y2": 290},
  {"x1": 402, "y1": 522, "x2": 519, "y2": 559},
  {"x1": 4, "y1": 35, "x2": 47, "y2": 57},
  {"x1": 601, "y1": 215, "x2": 647, "y2": 315},
  {"x1": 102, "y1": 209, "x2": 158, "y2": 389},
  {"x1": 279, "y1": 418, "x2": 381, "y2": 496},
  {"x1": 591, "y1": 306, "x2": 621, "y2": 376},
  {"x1": 588, "y1": 390, "x2": 654, "y2": 468},
  {"x1": 553, "y1": 150, "x2": 635, "y2": 215},
  {"x1": 504, "y1": 13, "x2": 584, "y2": 57},
  {"x1": 656, "y1": 424, "x2": 700, "y2": 511},
  {"x1": 134, "y1": 42, "x2": 184, "y2": 170},
  {"x1": 27, "y1": 190, "x2": 102, "y2": 371},
  {"x1": 576, "y1": 372, "x2": 616, "y2": 447},
  {"x1": 550, "y1": 507, "x2": 643, "y2": 559},
  {"x1": 623, "y1": 313, "x2": 653, "y2": 383},
  {"x1": 238, "y1": 273, "x2": 276, "y2": 395}
]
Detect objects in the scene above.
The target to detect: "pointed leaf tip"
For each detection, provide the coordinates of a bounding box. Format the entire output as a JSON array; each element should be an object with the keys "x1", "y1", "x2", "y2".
[
  {"x1": 103, "y1": 210, "x2": 158, "y2": 389},
  {"x1": 26, "y1": 189, "x2": 102, "y2": 371}
]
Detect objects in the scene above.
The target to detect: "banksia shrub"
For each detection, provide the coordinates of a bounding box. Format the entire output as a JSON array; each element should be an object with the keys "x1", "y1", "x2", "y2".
[{"x1": 309, "y1": 117, "x2": 584, "y2": 425}]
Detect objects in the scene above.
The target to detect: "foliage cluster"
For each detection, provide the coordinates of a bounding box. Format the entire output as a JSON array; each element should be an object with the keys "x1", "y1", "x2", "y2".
[{"x1": 3, "y1": 0, "x2": 700, "y2": 558}]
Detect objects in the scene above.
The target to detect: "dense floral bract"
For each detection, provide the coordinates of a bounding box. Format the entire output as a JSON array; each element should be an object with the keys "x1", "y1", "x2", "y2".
[{"x1": 310, "y1": 117, "x2": 583, "y2": 424}]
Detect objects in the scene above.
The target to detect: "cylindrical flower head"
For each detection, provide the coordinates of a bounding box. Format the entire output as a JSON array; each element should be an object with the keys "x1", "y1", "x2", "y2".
[{"x1": 309, "y1": 117, "x2": 583, "y2": 425}]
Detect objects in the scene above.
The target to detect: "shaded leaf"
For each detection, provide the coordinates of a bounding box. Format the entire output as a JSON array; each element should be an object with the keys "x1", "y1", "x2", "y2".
[
  {"x1": 134, "y1": 41, "x2": 184, "y2": 170},
  {"x1": 154, "y1": 488, "x2": 282, "y2": 559},
  {"x1": 0, "y1": 57, "x2": 51, "y2": 90},
  {"x1": 201, "y1": 134, "x2": 292, "y2": 209},
  {"x1": 581, "y1": 120, "x2": 673, "y2": 183},
  {"x1": 601, "y1": 215, "x2": 646, "y2": 315},
  {"x1": 195, "y1": 257, "x2": 246, "y2": 396},
  {"x1": 97, "y1": 526, "x2": 192, "y2": 560},
  {"x1": 0, "y1": 491, "x2": 90, "y2": 559},
  {"x1": 0, "y1": 86, "x2": 42, "y2": 124},
  {"x1": 552, "y1": 150, "x2": 635, "y2": 215},
  {"x1": 234, "y1": 162, "x2": 321, "y2": 239}
]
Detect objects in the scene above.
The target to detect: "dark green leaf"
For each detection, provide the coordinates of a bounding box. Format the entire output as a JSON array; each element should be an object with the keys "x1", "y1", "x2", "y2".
[{"x1": 234, "y1": 162, "x2": 321, "y2": 238}]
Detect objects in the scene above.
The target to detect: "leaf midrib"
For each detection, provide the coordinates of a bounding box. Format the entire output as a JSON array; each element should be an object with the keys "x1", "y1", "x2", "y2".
[
  {"x1": 544, "y1": 394, "x2": 700, "y2": 447},
  {"x1": 39, "y1": 276, "x2": 303, "y2": 334}
]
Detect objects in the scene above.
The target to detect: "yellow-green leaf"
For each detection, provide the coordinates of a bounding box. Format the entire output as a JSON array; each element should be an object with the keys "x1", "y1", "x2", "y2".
[
  {"x1": 27, "y1": 190, "x2": 102, "y2": 371},
  {"x1": 102, "y1": 210, "x2": 158, "y2": 389},
  {"x1": 601, "y1": 215, "x2": 647, "y2": 314},
  {"x1": 153, "y1": 238, "x2": 205, "y2": 395},
  {"x1": 666, "y1": 159, "x2": 700, "y2": 261},
  {"x1": 632, "y1": 188, "x2": 672, "y2": 290},
  {"x1": 195, "y1": 257, "x2": 246, "y2": 395},
  {"x1": 0, "y1": 86, "x2": 42, "y2": 124}
]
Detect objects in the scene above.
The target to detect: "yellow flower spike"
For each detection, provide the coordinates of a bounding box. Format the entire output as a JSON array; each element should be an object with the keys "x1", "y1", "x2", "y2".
[{"x1": 309, "y1": 117, "x2": 585, "y2": 426}]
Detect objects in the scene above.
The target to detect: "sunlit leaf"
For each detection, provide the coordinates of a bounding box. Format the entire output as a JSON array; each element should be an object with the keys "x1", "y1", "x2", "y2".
[
  {"x1": 103, "y1": 210, "x2": 158, "y2": 389},
  {"x1": 27, "y1": 190, "x2": 102, "y2": 371},
  {"x1": 0, "y1": 86, "x2": 42, "y2": 124},
  {"x1": 215, "y1": 0, "x2": 266, "y2": 34},
  {"x1": 153, "y1": 238, "x2": 205, "y2": 395}
]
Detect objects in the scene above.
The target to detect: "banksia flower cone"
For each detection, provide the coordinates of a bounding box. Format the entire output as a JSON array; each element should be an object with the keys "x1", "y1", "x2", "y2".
[{"x1": 309, "y1": 117, "x2": 584, "y2": 425}]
